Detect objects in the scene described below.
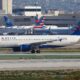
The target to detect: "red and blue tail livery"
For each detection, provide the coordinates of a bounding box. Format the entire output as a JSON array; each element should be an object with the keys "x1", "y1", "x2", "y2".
[{"x1": 34, "y1": 15, "x2": 46, "y2": 26}]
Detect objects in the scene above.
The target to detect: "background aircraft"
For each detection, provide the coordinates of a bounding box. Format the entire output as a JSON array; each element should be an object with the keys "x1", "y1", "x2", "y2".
[{"x1": 33, "y1": 15, "x2": 80, "y2": 35}]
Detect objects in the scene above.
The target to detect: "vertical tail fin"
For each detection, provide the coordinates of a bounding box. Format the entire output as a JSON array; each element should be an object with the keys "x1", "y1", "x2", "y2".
[
  {"x1": 71, "y1": 21, "x2": 80, "y2": 35},
  {"x1": 34, "y1": 15, "x2": 45, "y2": 25},
  {"x1": 34, "y1": 15, "x2": 46, "y2": 29},
  {"x1": 3, "y1": 16, "x2": 13, "y2": 27}
]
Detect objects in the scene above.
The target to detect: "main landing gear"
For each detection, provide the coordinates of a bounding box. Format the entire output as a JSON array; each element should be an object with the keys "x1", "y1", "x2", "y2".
[
  {"x1": 31, "y1": 49, "x2": 40, "y2": 53},
  {"x1": 30, "y1": 46, "x2": 40, "y2": 53}
]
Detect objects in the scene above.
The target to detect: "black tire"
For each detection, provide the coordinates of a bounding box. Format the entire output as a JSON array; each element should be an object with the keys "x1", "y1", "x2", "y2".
[
  {"x1": 31, "y1": 50, "x2": 35, "y2": 53},
  {"x1": 36, "y1": 50, "x2": 40, "y2": 53}
]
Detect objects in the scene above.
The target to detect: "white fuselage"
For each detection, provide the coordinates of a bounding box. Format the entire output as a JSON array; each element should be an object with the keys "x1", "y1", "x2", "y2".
[{"x1": 0, "y1": 35, "x2": 79, "y2": 47}]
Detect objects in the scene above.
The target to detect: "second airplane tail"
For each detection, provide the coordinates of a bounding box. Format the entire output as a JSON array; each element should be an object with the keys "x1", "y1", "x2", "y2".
[
  {"x1": 34, "y1": 15, "x2": 46, "y2": 29},
  {"x1": 34, "y1": 15, "x2": 45, "y2": 26},
  {"x1": 71, "y1": 21, "x2": 80, "y2": 35},
  {"x1": 3, "y1": 16, "x2": 13, "y2": 27}
]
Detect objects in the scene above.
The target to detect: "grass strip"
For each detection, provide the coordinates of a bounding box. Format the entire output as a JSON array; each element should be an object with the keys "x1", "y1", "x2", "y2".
[
  {"x1": 0, "y1": 70, "x2": 80, "y2": 80},
  {"x1": 0, "y1": 54, "x2": 80, "y2": 59}
]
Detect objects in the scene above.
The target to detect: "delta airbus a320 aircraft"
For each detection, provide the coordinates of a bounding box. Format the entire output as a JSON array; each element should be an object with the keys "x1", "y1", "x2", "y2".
[{"x1": 0, "y1": 35, "x2": 80, "y2": 53}]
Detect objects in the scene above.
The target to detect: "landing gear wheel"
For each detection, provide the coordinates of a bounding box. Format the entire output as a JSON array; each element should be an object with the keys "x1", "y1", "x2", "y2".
[
  {"x1": 36, "y1": 50, "x2": 40, "y2": 53},
  {"x1": 31, "y1": 50, "x2": 35, "y2": 53}
]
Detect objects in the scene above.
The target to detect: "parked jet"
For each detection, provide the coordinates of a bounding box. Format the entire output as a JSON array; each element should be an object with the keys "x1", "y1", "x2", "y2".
[{"x1": 33, "y1": 15, "x2": 80, "y2": 35}]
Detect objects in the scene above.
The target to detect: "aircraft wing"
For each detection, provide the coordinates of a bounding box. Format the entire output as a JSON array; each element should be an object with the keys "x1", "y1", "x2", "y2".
[
  {"x1": 29, "y1": 39, "x2": 60, "y2": 46},
  {"x1": 19, "y1": 38, "x2": 65, "y2": 48}
]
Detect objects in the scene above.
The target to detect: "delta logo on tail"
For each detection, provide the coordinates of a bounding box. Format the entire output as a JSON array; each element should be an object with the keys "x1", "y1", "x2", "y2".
[
  {"x1": 3, "y1": 16, "x2": 13, "y2": 27},
  {"x1": 34, "y1": 15, "x2": 46, "y2": 29}
]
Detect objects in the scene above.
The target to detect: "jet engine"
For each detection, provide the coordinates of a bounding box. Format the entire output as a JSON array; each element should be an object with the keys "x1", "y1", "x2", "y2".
[{"x1": 12, "y1": 45, "x2": 31, "y2": 52}]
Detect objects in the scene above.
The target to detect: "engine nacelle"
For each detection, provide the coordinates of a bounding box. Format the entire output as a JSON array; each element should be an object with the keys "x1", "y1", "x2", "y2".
[{"x1": 12, "y1": 45, "x2": 31, "y2": 52}]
